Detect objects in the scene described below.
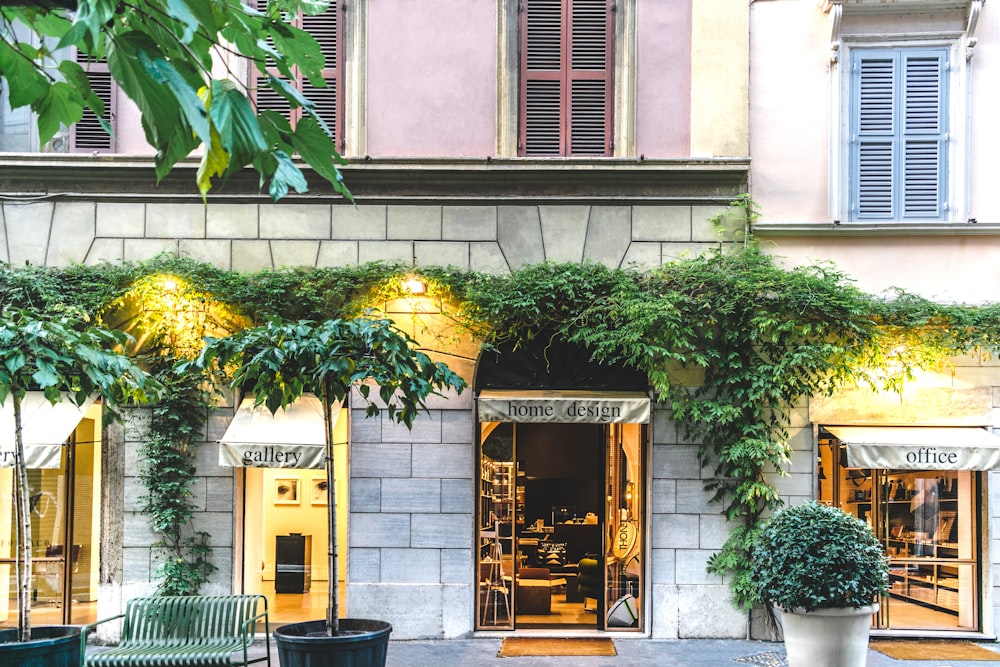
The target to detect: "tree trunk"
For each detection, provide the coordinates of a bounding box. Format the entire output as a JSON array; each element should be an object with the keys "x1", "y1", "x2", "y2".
[
  {"x1": 13, "y1": 392, "x2": 32, "y2": 642},
  {"x1": 322, "y1": 384, "x2": 339, "y2": 636}
]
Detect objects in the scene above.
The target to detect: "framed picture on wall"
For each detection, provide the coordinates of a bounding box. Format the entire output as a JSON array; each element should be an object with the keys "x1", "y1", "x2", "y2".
[
  {"x1": 311, "y1": 478, "x2": 328, "y2": 505},
  {"x1": 274, "y1": 478, "x2": 300, "y2": 505}
]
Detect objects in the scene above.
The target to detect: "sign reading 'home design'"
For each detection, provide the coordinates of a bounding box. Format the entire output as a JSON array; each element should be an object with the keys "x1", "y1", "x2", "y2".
[{"x1": 477, "y1": 391, "x2": 650, "y2": 424}]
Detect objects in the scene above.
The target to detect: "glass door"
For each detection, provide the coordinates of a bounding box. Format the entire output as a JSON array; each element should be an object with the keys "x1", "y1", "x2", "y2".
[
  {"x1": 602, "y1": 423, "x2": 643, "y2": 631},
  {"x1": 818, "y1": 433, "x2": 979, "y2": 632},
  {"x1": 877, "y1": 469, "x2": 978, "y2": 630},
  {"x1": 475, "y1": 420, "x2": 646, "y2": 632},
  {"x1": 477, "y1": 422, "x2": 515, "y2": 629},
  {"x1": 0, "y1": 407, "x2": 102, "y2": 628}
]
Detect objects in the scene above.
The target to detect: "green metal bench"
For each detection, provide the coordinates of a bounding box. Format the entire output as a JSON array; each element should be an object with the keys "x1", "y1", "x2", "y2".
[{"x1": 82, "y1": 594, "x2": 270, "y2": 667}]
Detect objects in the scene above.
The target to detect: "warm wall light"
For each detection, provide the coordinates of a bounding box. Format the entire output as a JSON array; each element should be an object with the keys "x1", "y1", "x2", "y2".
[
  {"x1": 402, "y1": 277, "x2": 426, "y2": 295},
  {"x1": 161, "y1": 277, "x2": 179, "y2": 291}
]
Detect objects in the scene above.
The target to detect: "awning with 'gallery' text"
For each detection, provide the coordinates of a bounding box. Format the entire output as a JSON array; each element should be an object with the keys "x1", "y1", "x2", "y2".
[
  {"x1": 478, "y1": 390, "x2": 650, "y2": 424},
  {"x1": 829, "y1": 426, "x2": 1000, "y2": 471},
  {"x1": 218, "y1": 394, "x2": 342, "y2": 469}
]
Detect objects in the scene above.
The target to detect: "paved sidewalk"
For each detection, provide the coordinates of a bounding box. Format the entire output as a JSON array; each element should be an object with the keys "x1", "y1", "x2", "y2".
[
  {"x1": 377, "y1": 638, "x2": 1000, "y2": 667},
  {"x1": 97, "y1": 635, "x2": 1000, "y2": 667}
]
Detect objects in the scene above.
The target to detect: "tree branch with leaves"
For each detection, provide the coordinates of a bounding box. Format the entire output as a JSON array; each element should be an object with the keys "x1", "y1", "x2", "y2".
[{"x1": 0, "y1": 0, "x2": 351, "y2": 201}]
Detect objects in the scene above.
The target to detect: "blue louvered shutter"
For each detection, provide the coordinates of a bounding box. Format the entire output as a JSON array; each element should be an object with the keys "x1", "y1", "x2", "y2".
[
  {"x1": 850, "y1": 48, "x2": 947, "y2": 221},
  {"x1": 520, "y1": 0, "x2": 612, "y2": 156}
]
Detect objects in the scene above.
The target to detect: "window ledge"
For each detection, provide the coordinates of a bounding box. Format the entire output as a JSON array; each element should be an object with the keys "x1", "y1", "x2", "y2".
[
  {"x1": 823, "y1": 0, "x2": 974, "y2": 14},
  {"x1": 752, "y1": 221, "x2": 1000, "y2": 237}
]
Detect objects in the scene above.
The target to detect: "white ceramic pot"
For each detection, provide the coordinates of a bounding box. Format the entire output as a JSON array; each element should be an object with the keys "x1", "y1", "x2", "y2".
[{"x1": 779, "y1": 603, "x2": 878, "y2": 667}]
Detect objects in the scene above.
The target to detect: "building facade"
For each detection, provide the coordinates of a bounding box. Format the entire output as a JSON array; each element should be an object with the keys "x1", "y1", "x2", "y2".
[
  {"x1": 0, "y1": 0, "x2": 753, "y2": 640},
  {"x1": 750, "y1": 0, "x2": 1000, "y2": 638},
  {"x1": 3, "y1": 0, "x2": 999, "y2": 643}
]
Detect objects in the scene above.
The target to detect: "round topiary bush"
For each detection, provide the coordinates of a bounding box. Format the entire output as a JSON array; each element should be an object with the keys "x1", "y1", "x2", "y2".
[{"x1": 751, "y1": 501, "x2": 889, "y2": 612}]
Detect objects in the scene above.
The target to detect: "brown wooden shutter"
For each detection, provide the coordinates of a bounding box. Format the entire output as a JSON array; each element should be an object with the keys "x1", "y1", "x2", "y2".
[
  {"x1": 302, "y1": 9, "x2": 341, "y2": 142},
  {"x1": 252, "y1": 2, "x2": 343, "y2": 147},
  {"x1": 520, "y1": 0, "x2": 612, "y2": 156},
  {"x1": 70, "y1": 53, "x2": 116, "y2": 153}
]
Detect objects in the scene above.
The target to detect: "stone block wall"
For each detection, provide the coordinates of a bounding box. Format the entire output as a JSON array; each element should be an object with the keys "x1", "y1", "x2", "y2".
[
  {"x1": 648, "y1": 404, "x2": 746, "y2": 639},
  {"x1": 0, "y1": 200, "x2": 735, "y2": 274},
  {"x1": 346, "y1": 387, "x2": 475, "y2": 639}
]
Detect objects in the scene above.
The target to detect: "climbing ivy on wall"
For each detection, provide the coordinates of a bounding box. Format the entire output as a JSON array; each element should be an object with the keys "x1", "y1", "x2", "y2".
[{"x1": 1, "y1": 210, "x2": 999, "y2": 605}]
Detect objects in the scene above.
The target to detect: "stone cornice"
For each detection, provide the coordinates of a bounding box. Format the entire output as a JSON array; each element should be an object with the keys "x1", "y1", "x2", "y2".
[{"x1": 0, "y1": 155, "x2": 749, "y2": 205}]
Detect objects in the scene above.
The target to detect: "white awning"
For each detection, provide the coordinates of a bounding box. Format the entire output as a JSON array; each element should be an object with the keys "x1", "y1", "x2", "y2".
[
  {"x1": 0, "y1": 392, "x2": 95, "y2": 469},
  {"x1": 219, "y1": 394, "x2": 341, "y2": 469},
  {"x1": 830, "y1": 426, "x2": 1000, "y2": 471},
  {"x1": 478, "y1": 390, "x2": 650, "y2": 424}
]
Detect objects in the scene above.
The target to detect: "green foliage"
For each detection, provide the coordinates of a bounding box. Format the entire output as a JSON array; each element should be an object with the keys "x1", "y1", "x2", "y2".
[
  {"x1": 0, "y1": 1, "x2": 351, "y2": 201},
  {"x1": 751, "y1": 501, "x2": 889, "y2": 612},
  {"x1": 188, "y1": 315, "x2": 466, "y2": 426},
  {"x1": 138, "y1": 370, "x2": 218, "y2": 596}
]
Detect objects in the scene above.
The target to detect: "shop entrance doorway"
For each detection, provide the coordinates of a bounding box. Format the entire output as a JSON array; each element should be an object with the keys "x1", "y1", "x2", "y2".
[
  {"x1": 473, "y1": 335, "x2": 649, "y2": 633},
  {"x1": 819, "y1": 427, "x2": 984, "y2": 633},
  {"x1": 228, "y1": 395, "x2": 349, "y2": 628},
  {"x1": 476, "y1": 399, "x2": 646, "y2": 632},
  {"x1": 1, "y1": 398, "x2": 103, "y2": 629},
  {"x1": 240, "y1": 467, "x2": 340, "y2": 628}
]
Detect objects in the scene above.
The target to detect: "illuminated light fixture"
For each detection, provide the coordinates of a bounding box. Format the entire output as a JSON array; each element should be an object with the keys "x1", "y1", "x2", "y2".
[
  {"x1": 161, "y1": 277, "x2": 180, "y2": 291},
  {"x1": 402, "y1": 276, "x2": 426, "y2": 295}
]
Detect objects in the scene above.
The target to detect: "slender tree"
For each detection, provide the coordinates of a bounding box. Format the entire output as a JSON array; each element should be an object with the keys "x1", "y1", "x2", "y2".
[
  {"x1": 188, "y1": 315, "x2": 465, "y2": 635},
  {"x1": 0, "y1": 311, "x2": 158, "y2": 642}
]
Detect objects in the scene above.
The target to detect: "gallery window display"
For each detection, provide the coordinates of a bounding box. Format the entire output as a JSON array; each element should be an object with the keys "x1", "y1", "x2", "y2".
[
  {"x1": 221, "y1": 394, "x2": 349, "y2": 626},
  {"x1": 819, "y1": 428, "x2": 980, "y2": 631}
]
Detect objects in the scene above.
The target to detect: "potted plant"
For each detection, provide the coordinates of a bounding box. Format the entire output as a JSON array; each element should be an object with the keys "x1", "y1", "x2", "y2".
[
  {"x1": 750, "y1": 501, "x2": 889, "y2": 667},
  {"x1": 0, "y1": 311, "x2": 157, "y2": 666},
  {"x1": 190, "y1": 316, "x2": 464, "y2": 667}
]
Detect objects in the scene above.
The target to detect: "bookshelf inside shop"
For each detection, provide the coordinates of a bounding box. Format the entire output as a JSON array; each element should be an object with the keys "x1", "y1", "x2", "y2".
[
  {"x1": 478, "y1": 457, "x2": 521, "y2": 627},
  {"x1": 479, "y1": 459, "x2": 518, "y2": 552}
]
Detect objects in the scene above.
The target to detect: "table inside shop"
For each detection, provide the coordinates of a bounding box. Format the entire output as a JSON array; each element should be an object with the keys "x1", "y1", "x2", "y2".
[{"x1": 0, "y1": 557, "x2": 67, "y2": 603}]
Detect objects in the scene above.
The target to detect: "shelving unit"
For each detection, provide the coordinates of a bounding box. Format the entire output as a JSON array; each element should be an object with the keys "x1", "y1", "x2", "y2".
[
  {"x1": 889, "y1": 562, "x2": 960, "y2": 614},
  {"x1": 479, "y1": 460, "x2": 516, "y2": 553},
  {"x1": 478, "y1": 458, "x2": 518, "y2": 628}
]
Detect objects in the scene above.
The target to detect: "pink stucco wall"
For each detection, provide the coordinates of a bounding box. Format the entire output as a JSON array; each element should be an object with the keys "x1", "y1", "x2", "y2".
[
  {"x1": 366, "y1": 0, "x2": 497, "y2": 157},
  {"x1": 635, "y1": 1, "x2": 691, "y2": 158}
]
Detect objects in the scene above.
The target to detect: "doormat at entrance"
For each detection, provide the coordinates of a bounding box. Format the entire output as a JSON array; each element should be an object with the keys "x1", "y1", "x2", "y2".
[
  {"x1": 871, "y1": 640, "x2": 1000, "y2": 661},
  {"x1": 498, "y1": 637, "x2": 617, "y2": 657}
]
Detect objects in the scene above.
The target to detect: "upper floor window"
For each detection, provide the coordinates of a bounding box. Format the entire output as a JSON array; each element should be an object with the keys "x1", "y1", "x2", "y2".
[
  {"x1": 519, "y1": 0, "x2": 613, "y2": 157},
  {"x1": 252, "y1": 1, "x2": 344, "y2": 149},
  {"x1": 0, "y1": 22, "x2": 116, "y2": 153},
  {"x1": 848, "y1": 48, "x2": 949, "y2": 222},
  {"x1": 71, "y1": 52, "x2": 117, "y2": 153}
]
